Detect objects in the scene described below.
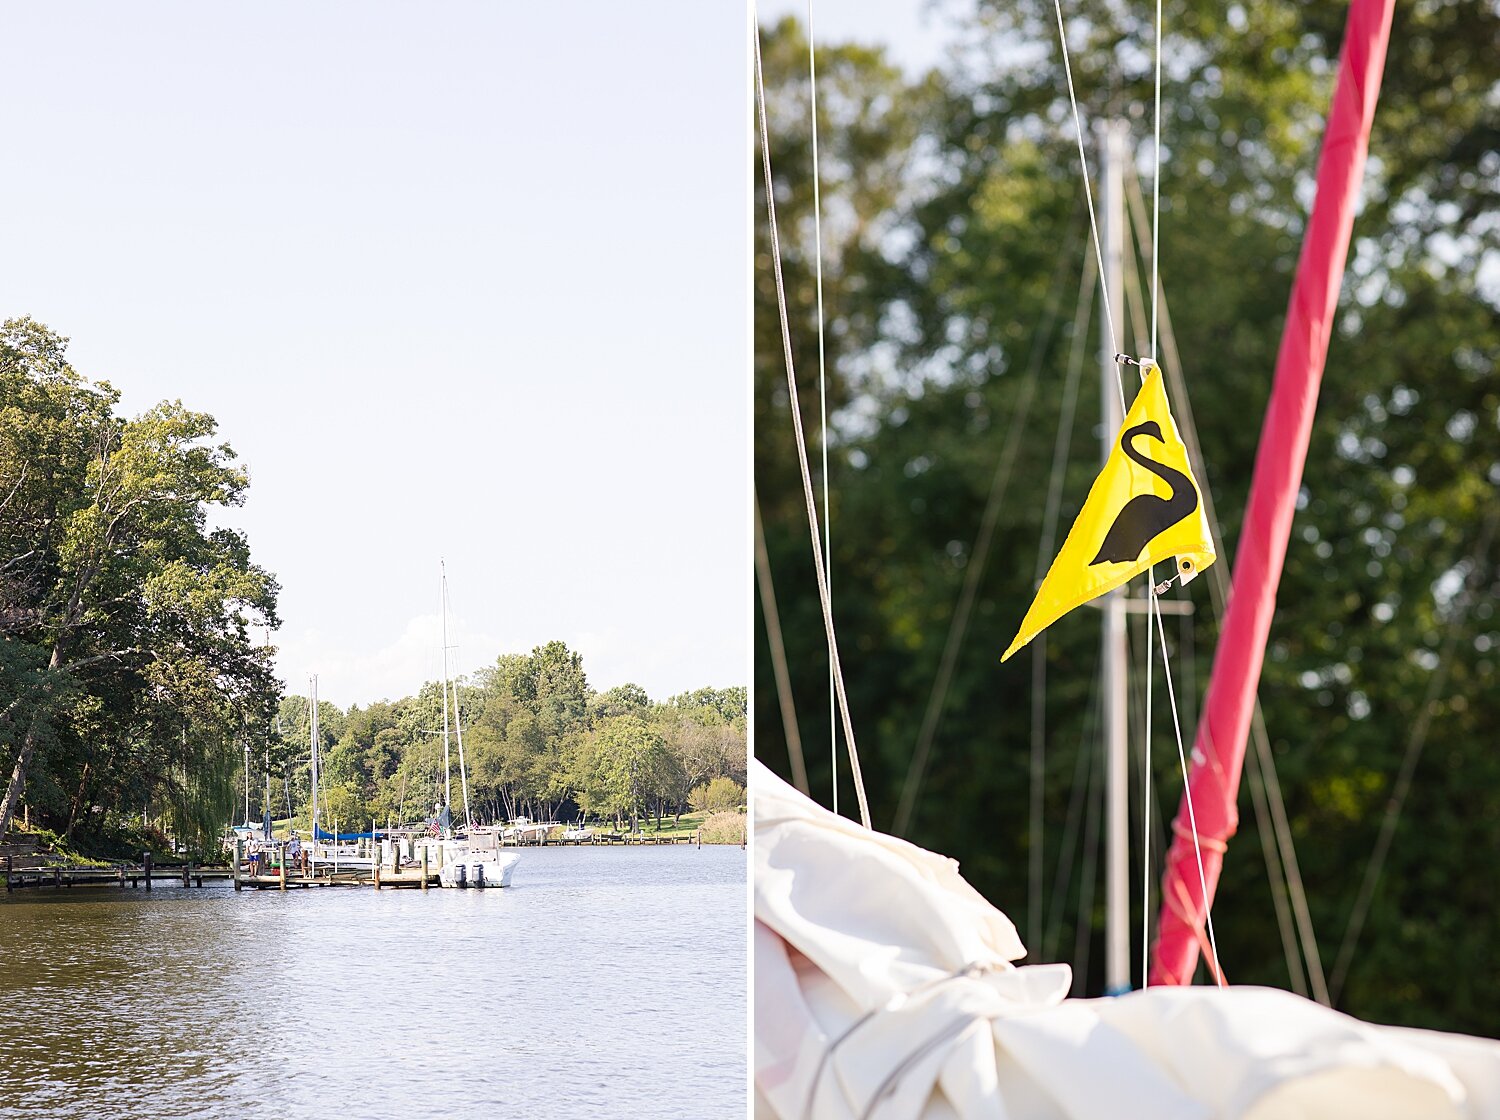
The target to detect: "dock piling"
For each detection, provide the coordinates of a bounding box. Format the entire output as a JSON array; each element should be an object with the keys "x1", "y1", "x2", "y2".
[
  {"x1": 233, "y1": 839, "x2": 242, "y2": 891},
  {"x1": 143, "y1": 851, "x2": 152, "y2": 892},
  {"x1": 421, "y1": 847, "x2": 429, "y2": 891}
]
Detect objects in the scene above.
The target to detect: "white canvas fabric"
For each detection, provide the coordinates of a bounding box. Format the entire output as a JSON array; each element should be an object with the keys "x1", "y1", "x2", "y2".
[{"x1": 754, "y1": 761, "x2": 1500, "y2": 1119}]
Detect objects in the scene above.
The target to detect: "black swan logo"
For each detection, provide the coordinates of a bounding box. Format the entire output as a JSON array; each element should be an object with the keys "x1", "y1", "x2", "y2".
[{"x1": 1089, "y1": 420, "x2": 1198, "y2": 566}]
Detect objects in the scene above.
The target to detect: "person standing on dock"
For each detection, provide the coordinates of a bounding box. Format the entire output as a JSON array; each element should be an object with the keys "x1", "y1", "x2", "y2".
[{"x1": 287, "y1": 833, "x2": 302, "y2": 874}]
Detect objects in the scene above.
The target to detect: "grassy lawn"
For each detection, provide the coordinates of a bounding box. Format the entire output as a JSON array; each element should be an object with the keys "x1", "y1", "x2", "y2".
[{"x1": 566, "y1": 813, "x2": 707, "y2": 838}]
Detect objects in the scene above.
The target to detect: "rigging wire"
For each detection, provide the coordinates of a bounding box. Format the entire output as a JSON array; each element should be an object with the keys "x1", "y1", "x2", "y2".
[
  {"x1": 1122, "y1": 160, "x2": 1328, "y2": 1001},
  {"x1": 1244, "y1": 717, "x2": 1309, "y2": 996},
  {"x1": 1048, "y1": 0, "x2": 1123, "y2": 411},
  {"x1": 755, "y1": 490, "x2": 812, "y2": 796},
  {"x1": 1328, "y1": 501, "x2": 1500, "y2": 1003},
  {"x1": 893, "y1": 210, "x2": 1085, "y2": 837},
  {"x1": 1142, "y1": 569, "x2": 1155, "y2": 986},
  {"x1": 1122, "y1": 608, "x2": 1164, "y2": 977},
  {"x1": 1118, "y1": 215, "x2": 1161, "y2": 986},
  {"x1": 1151, "y1": 587, "x2": 1225, "y2": 986},
  {"x1": 806, "y1": 0, "x2": 838, "y2": 817},
  {"x1": 754, "y1": 12, "x2": 871, "y2": 829},
  {"x1": 1143, "y1": 0, "x2": 1166, "y2": 989},
  {"x1": 1151, "y1": 0, "x2": 1163, "y2": 358},
  {"x1": 1120, "y1": 216, "x2": 1309, "y2": 995}
]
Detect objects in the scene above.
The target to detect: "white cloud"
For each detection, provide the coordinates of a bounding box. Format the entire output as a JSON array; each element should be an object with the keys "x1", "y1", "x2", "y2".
[{"x1": 274, "y1": 611, "x2": 505, "y2": 709}]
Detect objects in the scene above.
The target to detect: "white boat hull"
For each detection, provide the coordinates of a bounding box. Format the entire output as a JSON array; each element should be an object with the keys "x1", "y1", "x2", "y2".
[{"x1": 438, "y1": 851, "x2": 520, "y2": 889}]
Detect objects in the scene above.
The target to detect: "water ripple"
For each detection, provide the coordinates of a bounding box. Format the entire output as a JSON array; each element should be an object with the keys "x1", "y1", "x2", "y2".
[{"x1": 0, "y1": 846, "x2": 746, "y2": 1118}]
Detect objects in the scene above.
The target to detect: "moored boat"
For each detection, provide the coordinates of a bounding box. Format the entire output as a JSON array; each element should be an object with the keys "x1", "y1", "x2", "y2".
[{"x1": 427, "y1": 828, "x2": 520, "y2": 888}]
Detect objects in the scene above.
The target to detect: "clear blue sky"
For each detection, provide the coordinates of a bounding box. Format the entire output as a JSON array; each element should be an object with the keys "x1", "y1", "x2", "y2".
[{"x1": 0, "y1": 3, "x2": 747, "y2": 708}]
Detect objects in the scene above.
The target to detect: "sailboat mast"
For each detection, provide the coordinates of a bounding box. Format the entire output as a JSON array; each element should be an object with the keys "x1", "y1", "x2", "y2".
[
  {"x1": 442, "y1": 565, "x2": 474, "y2": 828},
  {"x1": 452, "y1": 676, "x2": 473, "y2": 829},
  {"x1": 1097, "y1": 117, "x2": 1131, "y2": 995},
  {"x1": 440, "y1": 561, "x2": 453, "y2": 813},
  {"x1": 309, "y1": 675, "x2": 320, "y2": 839}
]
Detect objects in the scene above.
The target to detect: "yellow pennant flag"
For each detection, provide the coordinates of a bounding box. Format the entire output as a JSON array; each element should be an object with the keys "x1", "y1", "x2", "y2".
[{"x1": 1002, "y1": 364, "x2": 1215, "y2": 661}]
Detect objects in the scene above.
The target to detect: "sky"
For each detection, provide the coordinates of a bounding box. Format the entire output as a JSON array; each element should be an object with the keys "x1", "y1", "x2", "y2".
[
  {"x1": 757, "y1": 0, "x2": 961, "y2": 75},
  {"x1": 0, "y1": 3, "x2": 748, "y2": 709}
]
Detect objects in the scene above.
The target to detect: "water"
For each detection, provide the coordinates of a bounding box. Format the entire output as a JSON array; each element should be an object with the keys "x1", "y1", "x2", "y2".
[{"x1": 0, "y1": 846, "x2": 746, "y2": 1118}]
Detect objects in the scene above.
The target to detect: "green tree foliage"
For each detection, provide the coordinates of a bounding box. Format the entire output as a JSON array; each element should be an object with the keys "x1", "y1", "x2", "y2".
[
  {"x1": 755, "y1": 3, "x2": 1500, "y2": 1033},
  {"x1": 690, "y1": 777, "x2": 745, "y2": 814},
  {"x1": 569, "y1": 715, "x2": 670, "y2": 832},
  {"x1": 593, "y1": 682, "x2": 651, "y2": 720},
  {"x1": 270, "y1": 640, "x2": 746, "y2": 835},
  {"x1": 0, "y1": 318, "x2": 282, "y2": 848}
]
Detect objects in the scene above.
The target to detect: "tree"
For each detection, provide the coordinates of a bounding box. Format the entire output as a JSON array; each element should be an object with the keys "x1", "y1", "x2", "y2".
[
  {"x1": 572, "y1": 715, "x2": 669, "y2": 833},
  {"x1": 0, "y1": 318, "x2": 281, "y2": 845},
  {"x1": 689, "y1": 777, "x2": 744, "y2": 814},
  {"x1": 593, "y1": 682, "x2": 651, "y2": 720}
]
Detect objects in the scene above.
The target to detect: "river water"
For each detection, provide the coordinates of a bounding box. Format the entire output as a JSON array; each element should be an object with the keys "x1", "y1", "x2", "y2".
[{"x1": 0, "y1": 845, "x2": 746, "y2": 1118}]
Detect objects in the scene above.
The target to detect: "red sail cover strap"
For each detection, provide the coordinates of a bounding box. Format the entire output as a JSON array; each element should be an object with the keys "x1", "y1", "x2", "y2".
[{"x1": 1150, "y1": 0, "x2": 1396, "y2": 988}]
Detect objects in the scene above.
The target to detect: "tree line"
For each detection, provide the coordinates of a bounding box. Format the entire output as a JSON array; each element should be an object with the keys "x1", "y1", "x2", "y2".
[{"x1": 273, "y1": 650, "x2": 746, "y2": 835}]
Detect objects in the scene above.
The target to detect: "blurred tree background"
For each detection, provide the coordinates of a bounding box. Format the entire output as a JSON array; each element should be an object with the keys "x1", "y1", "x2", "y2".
[{"x1": 754, "y1": 1, "x2": 1498, "y2": 1034}]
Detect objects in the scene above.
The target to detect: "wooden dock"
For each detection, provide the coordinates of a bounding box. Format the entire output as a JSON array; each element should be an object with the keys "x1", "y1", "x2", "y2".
[
  {"x1": 235, "y1": 868, "x2": 437, "y2": 890},
  {"x1": 3, "y1": 829, "x2": 709, "y2": 894},
  {"x1": 3, "y1": 853, "x2": 231, "y2": 892}
]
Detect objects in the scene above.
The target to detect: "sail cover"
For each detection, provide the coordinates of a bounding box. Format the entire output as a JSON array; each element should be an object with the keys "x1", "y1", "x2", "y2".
[{"x1": 754, "y1": 761, "x2": 1500, "y2": 1118}]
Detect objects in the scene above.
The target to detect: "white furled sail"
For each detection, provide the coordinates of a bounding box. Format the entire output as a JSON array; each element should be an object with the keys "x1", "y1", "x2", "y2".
[{"x1": 753, "y1": 761, "x2": 1500, "y2": 1119}]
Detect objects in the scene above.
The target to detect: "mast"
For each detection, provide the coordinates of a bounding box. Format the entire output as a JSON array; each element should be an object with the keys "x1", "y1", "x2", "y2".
[
  {"x1": 440, "y1": 561, "x2": 453, "y2": 816},
  {"x1": 452, "y1": 677, "x2": 473, "y2": 828},
  {"x1": 1097, "y1": 117, "x2": 1131, "y2": 995},
  {"x1": 309, "y1": 675, "x2": 320, "y2": 840},
  {"x1": 1150, "y1": 0, "x2": 1395, "y2": 986},
  {"x1": 243, "y1": 736, "x2": 251, "y2": 827},
  {"x1": 444, "y1": 568, "x2": 474, "y2": 829}
]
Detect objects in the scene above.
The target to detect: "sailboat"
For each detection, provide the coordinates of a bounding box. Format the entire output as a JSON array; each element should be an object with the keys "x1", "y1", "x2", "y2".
[
  {"x1": 430, "y1": 561, "x2": 520, "y2": 890},
  {"x1": 303, "y1": 674, "x2": 384, "y2": 872},
  {"x1": 752, "y1": 0, "x2": 1500, "y2": 1114}
]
